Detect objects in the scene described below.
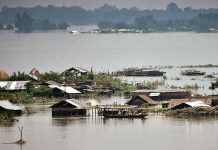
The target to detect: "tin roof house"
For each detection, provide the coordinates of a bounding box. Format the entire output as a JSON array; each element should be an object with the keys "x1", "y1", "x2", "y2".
[
  {"x1": 0, "y1": 100, "x2": 22, "y2": 115},
  {"x1": 49, "y1": 99, "x2": 87, "y2": 116}
]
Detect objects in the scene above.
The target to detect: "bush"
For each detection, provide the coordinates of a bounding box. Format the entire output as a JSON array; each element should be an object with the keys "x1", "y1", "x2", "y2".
[{"x1": 31, "y1": 86, "x2": 52, "y2": 97}]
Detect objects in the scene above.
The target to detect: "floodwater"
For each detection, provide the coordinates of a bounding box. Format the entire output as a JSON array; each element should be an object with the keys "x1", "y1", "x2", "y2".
[
  {"x1": 0, "y1": 29, "x2": 218, "y2": 73},
  {"x1": 0, "y1": 29, "x2": 218, "y2": 95},
  {"x1": 0, "y1": 104, "x2": 218, "y2": 150}
]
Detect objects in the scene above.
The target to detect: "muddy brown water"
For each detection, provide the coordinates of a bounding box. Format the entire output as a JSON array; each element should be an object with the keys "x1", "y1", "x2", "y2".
[{"x1": 0, "y1": 104, "x2": 218, "y2": 150}]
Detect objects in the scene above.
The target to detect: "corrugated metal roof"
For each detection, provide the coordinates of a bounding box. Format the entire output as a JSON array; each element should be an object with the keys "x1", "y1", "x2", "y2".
[
  {"x1": 185, "y1": 101, "x2": 210, "y2": 107},
  {"x1": 48, "y1": 85, "x2": 81, "y2": 94},
  {"x1": 0, "y1": 100, "x2": 22, "y2": 110},
  {"x1": 50, "y1": 99, "x2": 87, "y2": 109},
  {"x1": 132, "y1": 89, "x2": 189, "y2": 93},
  {"x1": 0, "y1": 81, "x2": 28, "y2": 90},
  {"x1": 149, "y1": 93, "x2": 160, "y2": 97}
]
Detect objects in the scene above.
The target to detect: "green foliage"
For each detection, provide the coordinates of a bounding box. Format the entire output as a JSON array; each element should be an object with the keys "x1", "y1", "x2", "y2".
[
  {"x1": 40, "y1": 71, "x2": 62, "y2": 83},
  {"x1": 137, "y1": 80, "x2": 165, "y2": 90},
  {"x1": 15, "y1": 12, "x2": 34, "y2": 32},
  {"x1": 209, "y1": 78, "x2": 218, "y2": 90},
  {"x1": 14, "y1": 12, "x2": 69, "y2": 32},
  {"x1": 57, "y1": 22, "x2": 69, "y2": 30},
  {"x1": 9, "y1": 72, "x2": 29, "y2": 81},
  {"x1": 25, "y1": 82, "x2": 34, "y2": 93},
  {"x1": 87, "y1": 70, "x2": 94, "y2": 80},
  {"x1": 31, "y1": 86, "x2": 53, "y2": 97},
  {"x1": 0, "y1": 113, "x2": 15, "y2": 125}
]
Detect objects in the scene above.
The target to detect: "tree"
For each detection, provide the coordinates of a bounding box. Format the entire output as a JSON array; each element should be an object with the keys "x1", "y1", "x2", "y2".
[
  {"x1": 40, "y1": 71, "x2": 62, "y2": 83},
  {"x1": 15, "y1": 12, "x2": 34, "y2": 31},
  {"x1": 9, "y1": 72, "x2": 30, "y2": 81},
  {"x1": 167, "y1": 3, "x2": 179, "y2": 12},
  {"x1": 25, "y1": 82, "x2": 34, "y2": 93}
]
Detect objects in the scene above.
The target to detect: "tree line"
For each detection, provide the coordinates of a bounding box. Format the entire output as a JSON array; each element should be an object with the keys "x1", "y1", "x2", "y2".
[{"x1": 1, "y1": 3, "x2": 218, "y2": 25}]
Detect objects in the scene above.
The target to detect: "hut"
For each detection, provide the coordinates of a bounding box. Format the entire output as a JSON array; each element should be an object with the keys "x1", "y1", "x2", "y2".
[
  {"x1": 168, "y1": 97, "x2": 212, "y2": 109},
  {"x1": 0, "y1": 100, "x2": 22, "y2": 115},
  {"x1": 126, "y1": 95, "x2": 157, "y2": 106},
  {"x1": 131, "y1": 90, "x2": 191, "y2": 101},
  {"x1": 170, "y1": 101, "x2": 210, "y2": 110},
  {"x1": 0, "y1": 70, "x2": 9, "y2": 80},
  {"x1": 61, "y1": 67, "x2": 88, "y2": 77},
  {"x1": 49, "y1": 99, "x2": 87, "y2": 116}
]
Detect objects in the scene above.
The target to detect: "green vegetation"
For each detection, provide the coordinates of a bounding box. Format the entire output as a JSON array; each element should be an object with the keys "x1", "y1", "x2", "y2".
[
  {"x1": 40, "y1": 71, "x2": 62, "y2": 83},
  {"x1": 209, "y1": 78, "x2": 218, "y2": 91},
  {"x1": 136, "y1": 80, "x2": 165, "y2": 90},
  {"x1": 9, "y1": 71, "x2": 30, "y2": 81},
  {"x1": 0, "y1": 113, "x2": 15, "y2": 126},
  {"x1": 170, "y1": 84, "x2": 200, "y2": 90},
  {"x1": 14, "y1": 12, "x2": 69, "y2": 32}
]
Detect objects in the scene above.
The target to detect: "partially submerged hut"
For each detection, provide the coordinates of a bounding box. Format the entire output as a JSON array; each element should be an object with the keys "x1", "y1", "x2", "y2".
[
  {"x1": 168, "y1": 97, "x2": 212, "y2": 109},
  {"x1": 0, "y1": 70, "x2": 10, "y2": 80},
  {"x1": 131, "y1": 90, "x2": 191, "y2": 101},
  {"x1": 126, "y1": 95, "x2": 157, "y2": 106},
  {"x1": 0, "y1": 100, "x2": 22, "y2": 115},
  {"x1": 49, "y1": 99, "x2": 87, "y2": 116},
  {"x1": 170, "y1": 101, "x2": 210, "y2": 110}
]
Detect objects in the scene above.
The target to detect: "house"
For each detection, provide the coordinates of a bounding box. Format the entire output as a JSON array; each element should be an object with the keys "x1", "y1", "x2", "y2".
[
  {"x1": 49, "y1": 99, "x2": 88, "y2": 116},
  {"x1": 28, "y1": 68, "x2": 41, "y2": 82},
  {"x1": 0, "y1": 100, "x2": 22, "y2": 115},
  {"x1": 170, "y1": 101, "x2": 210, "y2": 110},
  {"x1": 61, "y1": 67, "x2": 88, "y2": 77},
  {"x1": 126, "y1": 95, "x2": 157, "y2": 106},
  {"x1": 0, "y1": 81, "x2": 29, "y2": 91},
  {"x1": 0, "y1": 70, "x2": 10, "y2": 80},
  {"x1": 168, "y1": 97, "x2": 212, "y2": 108},
  {"x1": 43, "y1": 80, "x2": 81, "y2": 98},
  {"x1": 131, "y1": 89, "x2": 191, "y2": 101}
]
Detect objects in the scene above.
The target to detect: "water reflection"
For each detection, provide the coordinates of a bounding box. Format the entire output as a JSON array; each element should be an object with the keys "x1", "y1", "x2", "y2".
[{"x1": 1, "y1": 105, "x2": 218, "y2": 150}]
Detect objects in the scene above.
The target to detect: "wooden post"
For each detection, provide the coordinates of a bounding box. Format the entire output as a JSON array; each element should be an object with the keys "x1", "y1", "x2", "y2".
[{"x1": 18, "y1": 126, "x2": 23, "y2": 141}]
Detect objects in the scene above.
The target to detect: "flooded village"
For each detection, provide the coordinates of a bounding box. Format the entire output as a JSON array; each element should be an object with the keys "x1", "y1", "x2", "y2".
[
  {"x1": 1, "y1": 65, "x2": 218, "y2": 149},
  {"x1": 1, "y1": 1, "x2": 218, "y2": 150}
]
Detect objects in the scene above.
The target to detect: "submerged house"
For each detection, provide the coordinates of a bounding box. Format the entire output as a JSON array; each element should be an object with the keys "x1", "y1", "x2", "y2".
[
  {"x1": 170, "y1": 101, "x2": 210, "y2": 110},
  {"x1": 131, "y1": 90, "x2": 191, "y2": 101},
  {"x1": 0, "y1": 100, "x2": 22, "y2": 115},
  {"x1": 49, "y1": 99, "x2": 87, "y2": 116},
  {"x1": 44, "y1": 80, "x2": 81, "y2": 98},
  {"x1": 168, "y1": 97, "x2": 212, "y2": 109},
  {"x1": 126, "y1": 95, "x2": 157, "y2": 106}
]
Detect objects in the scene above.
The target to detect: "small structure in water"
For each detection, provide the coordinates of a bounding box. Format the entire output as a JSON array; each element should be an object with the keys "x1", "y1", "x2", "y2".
[
  {"x1": 115, "y1": 69, "x2": 165, "y2": 76},
  {"x1": 131, "y1": 90, "x2": 191, "y2": 101},
  {"x1": 95, "y1": 105, "x2": 147, "y2": 118},
  {"x1": 181, "y1": 69, "x2": 205, "y2": 76},
  {"x1": 126, "y1": 95, "x2": 157, "y2": 106},
  {"x1": 170, "y1": 101, "x2": 210, "y2": 110},
  {"x1": 50, "y1": 99, "x2": 88, "y2": 116},
  {"x1": 0, "y1": 100, "x2": 22, "y2": 115}
]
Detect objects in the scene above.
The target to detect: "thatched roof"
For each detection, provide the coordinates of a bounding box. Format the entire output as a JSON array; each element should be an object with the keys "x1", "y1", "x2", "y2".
[
  {"x1": 0, "y1": 69, "x2": 9, "y2": 80},
  {"x1": 29, "y1": 68, "x2": 40, "y2": 77}
]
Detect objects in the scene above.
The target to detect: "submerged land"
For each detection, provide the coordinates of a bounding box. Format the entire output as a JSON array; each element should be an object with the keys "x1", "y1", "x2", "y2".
[{"x1": 1, "y1": 64, "x2": 218, "y2": 124}]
